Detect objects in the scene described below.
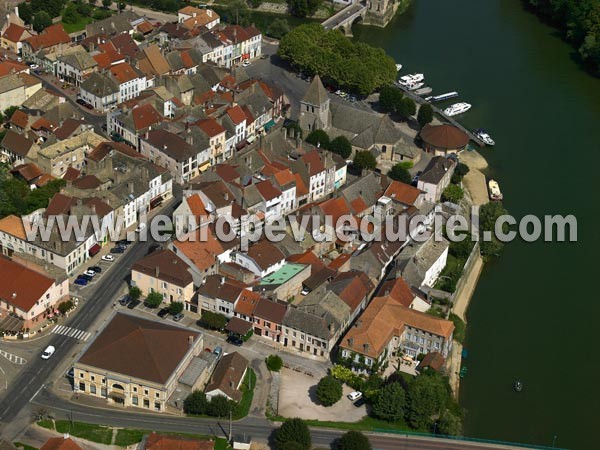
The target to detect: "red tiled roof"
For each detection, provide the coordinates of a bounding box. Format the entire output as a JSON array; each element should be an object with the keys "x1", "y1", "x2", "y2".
[
  {"x1": 226, "y1": 105, "x2": 246, "y2": 125},
  {"x1": 132, "y1": 104, "x2": 163, "y2": 131},
  {"x1": 293, "y1": 173, "x2": 308, "y2": 196},
  {"x1": 62, "y1": 166, "x2": 81, "y2": 181},
  {"x1": 44, "y1": 193, "x2": 78, "y2": 217},
  {"x1": 109, "y1": 62, "x2": 140, "y2": 84},
  {"x1": 328, "y1": 253, "x2": 351, "y2": 270},
  {"x1": 137, "y1": 20, "x2": 154, "y2": 34},
  {"x1": 377, "y1": 277, "x2": 414, "y2": 308},
  {"x1": 301, "y1": 149, "x2": 325, "y2": 176},
  {"x1": 0, "y1": 60, "x2": 29, "y2": 76},
  {"x1": 273, "y1": 169, "x2": 295, "y2": 188},
  {"x1": 11, "y1": 163, "x2": 43, "y2": 182},
  {"x1": 384, "y1": 180, "x2": 422, "y2": 206},
  {"x1": 0, "y1": 257, "x2": 54, "y2": 313},
  {"x1": 25, "y1": 24, "x2": 70, "y2": 51},
  {"x1": 143, "y1": 433, "x2": 214, "y2": 450},
  {"x1": 287, "y1": 250, "x2": 325, "y2": 271},
  {"x1": 195, "y1": 118, "x2": 225, "y2": 137},
  {"x1": 255, "y1": 179, "x2": 281, "y2": 202},
  {"x1": 31, "y1": 117, "x2": 56, "y2": 132},
  {"x1": 350, "y1": 197, "x2": 368, "y2": 214},
  {"x1": 10, "y1": 109, "x2": 29, "y2": 129},
  {"x1": 234, "y1": 288, "x2": 260, "y2": 317},
  {"x1": 2, "y1": 23, "x2": 28, "y2": 43},
  {"x1": 41, "y1": 437, "x2": 84, "y2": 450}
]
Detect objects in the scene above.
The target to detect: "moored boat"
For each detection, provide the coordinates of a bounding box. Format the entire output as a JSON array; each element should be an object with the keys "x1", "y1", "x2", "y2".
[
  {"x1": 396, "y1": 63, "x2": 402, "y2": 72},
  {"x1": 488, "y1": 179, "x2": 503, "y2": 201},
  {"x1": 431, "y1": 91, "x2": 459, "y2": 102},
  {"x1": 443, "y1": 102, "x2": 471, "y2": 116},
  {"x1": 514, "y1": 380, "x2": 523, "y2": 392},
  {"x1": 408, "y1": 82, "x2": 425, "y2": 91},
  {"x1": 475, "y1": 128, "x2": 496, "y2": 146}
]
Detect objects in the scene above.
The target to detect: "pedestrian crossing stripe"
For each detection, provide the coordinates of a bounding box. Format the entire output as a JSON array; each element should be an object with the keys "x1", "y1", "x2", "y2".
[
  {"x1": 52, "y1": 325, "x2": 90, "y2": 341},
  {"x1": 0, "y1": 350, "x2": 26, "y2": 365}
]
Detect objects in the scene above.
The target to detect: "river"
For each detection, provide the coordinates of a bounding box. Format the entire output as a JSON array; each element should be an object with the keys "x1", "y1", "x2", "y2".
[{"x1": 353, "y1": 1, "x2": 598, "y2": 449}]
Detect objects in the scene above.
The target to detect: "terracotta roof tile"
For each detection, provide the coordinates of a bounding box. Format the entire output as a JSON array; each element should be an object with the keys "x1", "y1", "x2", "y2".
[
  {"x1": 384, "y1": 180, "x2": 422, "y2": 206},
  {"x1": 143, "y1": 433, "x2": 214, "y2": 450},
  {"x1": 11, "y1": 162, "x2": 43, "y2": 182},
  {"x1": 226, "y1": 105, "x2": 245, "y2": 125},
  {"x1": 195, "y1": 118, "x2": 225, "y2": 137},
  {"x1": 24, "y1": 24, "x2": 70, "y2": 51},
  {"x1": 10, "y1": 109, "x2": 29, "y2": 129},
  {"x1": 0, "y1": 257, "x2": 55, "y2": 313},
  {"x1": 109, "y1": 62, "x2": 140, "y2": 83},
  {"x1": 0, "y1": 215, "x2": 27, "y2": 239},
  {"x1": 41, "y1": 437, "x2": 84, "y2": 450},
  {"x1": 62, "y1": 166, "x2": 82, "y2": 182},
  {"x1": 234, "y1": 289, "x2": 261, "y2": 317},
  {"x1": 132, "y1": 249, "x2": 193, "y2": 287},
  {"x1": 205, "y1": 352, "x2": 247, "y2": 402},
  {"x1": 132, "y1": 104, "x2": 163, "y2": 131},
  {"x1": 2, "y1": 23, "x2": 28, "y2": 43},
  {"x1": 255, "y1": 179, "x2": 281, "y2": 202}
]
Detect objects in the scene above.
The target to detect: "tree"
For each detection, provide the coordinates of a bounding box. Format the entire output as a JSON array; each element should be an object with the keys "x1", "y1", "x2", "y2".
[
  {"x1": 61, "y1": 3, "x2": 80, "y2": 24},
  {"x1": 379, "y1": 85, "x2": 403, "y2": 113},
  {"x1": 442, "y1": 184, "x2": 464, "y2": 204},
  {"x1": 88, "y1": 0, "x2": 98, "y2": 5},
  {"x1": 249, "y1": 0, "x2": 262, "y2": 8},
  {"x1": 267, "y1": 18, "x2": 291, "y2": 39},
  {"x1": 32, "y1": 11, "x2": 51, "y2": 32},
  {"x1": 407, "y1": 373, "x2": 447, "y2": 429},
  {"x1": 387, "y1": 164, "x2": 411, "y2": 184},
  {"x1": 336, "y1": 430, "x2": 372, "y2": 450},
  {"x1": 183, "y1": 390, "x2": 209, "y2": 414},
  {"x1": 3, "y1": 106, "x2": 18, "y2": 121},
  {"x1": 316, "y1": 375, "x2": 342, "y2": 406},
  {"x1": 102, "y1": 0, "x2": 111, "y2": 8},
  {"x1": 352, "y1": 150, "x2": 377, "y2": 172},
  {"x1": 398, "y1": 97, "x2": 416, "y2": 118},
  {"x1": 128, "y1": 286, "x2": 141, "y2": 301},
  {"x1": 57, "y1": 300, "x2": 74, "y2": 315},
  {"x1": 18, "y1": 2, "x2": 34, "y2": 24},
  {"x1": 417, "y1": 103, "x2": 434, "y2": 128},
  {"x1": 437, "y1": 409, "x2": 463, "y2": 436},
  {"x1": 305, "y1": 129, "x2": 329, "y2": 148},
  {"x1": 144, "y1": 292, "x2": 163, "y2": 308},
  {"x1": 266, "y1": 354, "x2": 283, "y2": 372},
  {"x1": 207, "y1": 395, "x2": 232, "y2": 417},
  {"x1": 288, "y1": 0, "x2": 319, "y2": 18},
  {"x1": 197, "y1": 311, "x2": 228, "y2": 330},
  {"x1": 328, "y1": 135, "x2": 352, "y2": 159},
  {"x1": 478, "y1": 201, "x2": 508, "y2": 256},
  {"x1": 372, "y1": 382, "x2": 406, "y2": 422},
  {"x1": 274, "y1": 418, "x2": 311, "y2": 450},
  {"x1": 169, "y1": 301, "x2": 184, "y2": 315}
]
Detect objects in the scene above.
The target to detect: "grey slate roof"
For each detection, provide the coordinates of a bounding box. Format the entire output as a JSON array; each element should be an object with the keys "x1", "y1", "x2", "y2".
[
  {"x1": 59, "y1": 51, "x2": 97, "y2": 71},
  {"x1": 86, "y1": 10, "x2": 140, "y2": 37},
  {"x1": 419, "y1": 156, "x2": 455, "y2": 184},
  {"x1": 302, "y1": 74, "x2": 328, "y2": 106},
  {"x1": 283, "y1": 307, "x2": 332, "y2": 340},
  {"x1": 80, "y1": 72, "x2": 119, "y2": 97}
]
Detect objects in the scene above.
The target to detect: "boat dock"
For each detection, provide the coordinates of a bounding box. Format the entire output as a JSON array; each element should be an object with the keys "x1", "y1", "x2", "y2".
[
  {"x1": 393, "y1": 82, "x2": 486, "y2": 147},
  {"x1": 414, "y1": 86, "x2": 432, "y2": 96}
]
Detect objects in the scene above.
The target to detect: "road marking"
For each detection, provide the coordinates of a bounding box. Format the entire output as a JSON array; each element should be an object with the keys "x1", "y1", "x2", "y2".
[
  {"x1": 52, "y1": 325, "x2": 90, "y2": 341},
  {"x1": 30, "y1": 384, "x2": 44, "y2": 402},
  {"x1": 0, "y1": 350, "x2": 26, "y2": 365}
]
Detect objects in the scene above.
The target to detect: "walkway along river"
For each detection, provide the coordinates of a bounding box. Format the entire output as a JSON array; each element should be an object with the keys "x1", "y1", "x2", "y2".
[{"x1": 353, "y1": 1, "x2": 599, "y2": 449}]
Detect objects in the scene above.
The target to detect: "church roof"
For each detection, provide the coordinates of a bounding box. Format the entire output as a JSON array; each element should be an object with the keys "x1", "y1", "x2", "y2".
[{"x1": 302, "y1": 74, "x2": 329, "y2": 106}]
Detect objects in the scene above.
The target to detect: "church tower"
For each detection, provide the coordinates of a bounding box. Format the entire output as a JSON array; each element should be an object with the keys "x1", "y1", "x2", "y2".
[{"x1": 298, "y1": 74, "x2": 331, "y2": 134}]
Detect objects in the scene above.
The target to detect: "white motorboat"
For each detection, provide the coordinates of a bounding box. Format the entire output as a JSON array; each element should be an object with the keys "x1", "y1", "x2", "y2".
[
  {"x1": 488, "y1": 179, "x2": 503, "y2": 201},
  {"x1": 396, "y1": 63, "x2": 402, "y2": 72},
  {"x1": 408, "y1": 82, "x2": 425, "y2": 91},
  {"x1": 399, "y1": 73, "x2": 424, "y2": 84},
  {"x1": 475, "y1": 128, "x2": 495, "y2": 146},
  {"x1": 443, "y1": 102, "x2": 471, "y2": 116}
]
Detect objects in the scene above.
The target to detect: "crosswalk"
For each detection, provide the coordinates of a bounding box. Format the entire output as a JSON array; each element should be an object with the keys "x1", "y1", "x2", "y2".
[
  {"x1": 0, "y1": 349, "x2": 26, "y2": 365},
  {"x1": 52, "y1": 325, "x2": 91, "y2": 341}
]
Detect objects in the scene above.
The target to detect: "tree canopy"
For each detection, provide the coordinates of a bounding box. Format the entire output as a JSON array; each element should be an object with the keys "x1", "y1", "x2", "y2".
[
  {"x1": 407, "y1": 372, "x2": 448, "y2": 429},
  {"x1": 305, "y1": 129, "x2": 330, "y2": 148},
  {"x1": 32, "y1": 11, "x2": 52, "y2": 32},
  {"x1": 387, "y1": 164, "x2": 412, "y2": 184},
  {"x1": 144, "y1": 292, "x2": 163, "y2": 308},
  {"x1": 267, "y1": 18, "x2": 291, "y2": 39},
  {"x1": 266, "y1": 354, "x2": 283, "y2": 372},
  {"x1": 336, "y1": 430, "x2": 372, "y2": 450},
  {"x1": 353, "y1": 151, "x2": 377, "y2": 171},
  {"x1": 287, "y1": 0, "x2": 319, "y2": 18},
  {"x1": 169, "y1": 301, "x2": 184, "y2": 315},
  {"x1": 328, "y1": 135, "x2": 352, "y2": 159},
  {"x1": 441, "y1": 184, "x2": 464, "y2": 204},
  {"x1": 278, "y1": 23, "x2": 397, "y2": 95},
  {"x1": 274, "y1": 418, "x2": 312, "y2": 450},
  {"x1": 316, "y1": 375, "x2": 342, "y2": 406},
  {"x1": 479, "y1": 201, "x2": 509, "y2": 257},
  {"x1": 417, "y1": 103, "x2": 434, "y2": 128},
  {"x1": 197, "y1": 311, "x2": 228, "y2": 330},
  {"x1": 372, "y1": 382, "x2": 406, "y2": 422}
]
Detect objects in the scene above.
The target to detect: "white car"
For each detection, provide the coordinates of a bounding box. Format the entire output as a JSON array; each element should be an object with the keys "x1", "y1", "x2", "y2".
[
  {"x1": 29, "y1": 63, "x2": 38, "y2": 69},
  {"x1": 41, "y1": 345, "x2": 55, "y2": 360},
  {"x1": 83, "y1": 270, "x2": 96, "y2": 277},
  {"x1": 347, "y1": 391, "x2": 362, "y2": 401},
  {"x1": 101, "y1": 254, "x2": 115, "y2": 262},
  {"x1": 242, "y1": 61, "x2": 250, "y2": 67}
]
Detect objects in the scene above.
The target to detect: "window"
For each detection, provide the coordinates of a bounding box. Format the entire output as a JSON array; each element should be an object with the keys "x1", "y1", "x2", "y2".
[
  {"x1": 144, "y1": 389, "x2": 149, "y2": 396},
  {"x1": 133, "y1": 386, "x2": 138, "y2": 393},
  {"x1": 90, "y1": 385, "x2": 96, "y2": 394},
  {"x1": 155, "y1": 392, "x2": 160, "y2": 398},
  {"x1": 143, "y1": 399, "x2": 150, "y2": 408},
  {"x1": 154, "y1": 401, "x2": 161, "y2": 411},
  {"x1": 91, "y1": 376, "x2": 95, "y2": 381},
  {"x1": 132, "y1": 396, "x2": 138, "y2": 406},
  {"x1": 79, "y1": 382, "x2": 85, "y2": 392}
]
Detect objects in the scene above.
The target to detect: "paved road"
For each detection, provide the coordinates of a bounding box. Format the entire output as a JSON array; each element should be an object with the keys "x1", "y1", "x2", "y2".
[
  {"x1": 322, "y1": 3, "x2": 367, "y2": 30},
  {"x1": 0, "y1": 198, "x2": 179, "y2": 432}
]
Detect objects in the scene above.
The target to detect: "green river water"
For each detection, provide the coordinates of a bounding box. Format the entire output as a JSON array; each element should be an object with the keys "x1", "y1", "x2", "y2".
[{"x1": 353, "y1": 1, "x2": 598, "y2": 449}]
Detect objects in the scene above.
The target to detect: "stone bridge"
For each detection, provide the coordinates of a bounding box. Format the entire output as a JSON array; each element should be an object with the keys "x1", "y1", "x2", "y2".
[{"x1": 322, "y1": 1, "x2": 368, "y2": 35}]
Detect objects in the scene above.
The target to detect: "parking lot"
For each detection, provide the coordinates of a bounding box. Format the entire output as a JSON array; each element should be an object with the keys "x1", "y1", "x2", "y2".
[{"x1": 70, "y1": 243, "x2": 131, "y2": 292}]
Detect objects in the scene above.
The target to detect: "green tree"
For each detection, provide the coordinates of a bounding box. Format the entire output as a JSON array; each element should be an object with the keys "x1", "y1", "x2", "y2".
[
  {"x1": 3, "y1": 106, "x2": 18, "y2": 121},
  {"x1": 417, "y1": 103, "x2": 434, "y2": 128},
  {"x1": 353, "y1": 151, "x2": 377, "y2": 171},
  {"x1": 379, "y1": 85, "x2": 403, "y2": 113},
  {"x1": 102, "y1": 0, "x2": 111, "y2": 8},
  {"x1": 57, "y1": 300, "x2": 74, "y2": 315},
  {"x1": 183, "y1": 390, "x2": 209, "y2": 414},
  {"x1": 398, "y1": 97, "x2": 416, "y2": 118},
  {"x1": 249, "y1": 0, "x2": 262, "y2": 8},
  {"x1": 478, "y1": 201, "x2": 509, "y2": 257},
  {"x1": 266, "y1": 354, "x2": 283, "y2": 372},
  {"x1": 267, "y1": 18, "x2": 291, "y2": 39},
  {"x1": 437, "y1": 409, "x2": 463, "y2": 436},
  {"x1": 32, "y1": 11, "x2": 52, "y2": 32},
  {"x1": 407, "y1": 373, "x2": 447, "y2": 429},
  {"x1": 288, "y1": 0, "x2": 319, "y2": 18},
  {"x1": 197, "y1": 311, "x2": 228, "y2": 330},
  {"x1": 315, "y1": 375, "x2": 342, "y2": 406},
  {"x1": 305, "y1": 129, "x2": 329, "y2": 148},
  {"x1": 207, "y1": 395, "x2": 232, "y2": 417},
  {"x1": 441, "y1": 184, "x2": 464, "y2": 204},
  {"x1": 372, "y1": 382, "x2": 406, "y2": 422},
  {"x1": 387, "y1": 164, "x2": 411, "y2": 184},
  {"x1": 328, "y1": 135, "x2": 352, "y2": 159},
  {"x1": 274, "y1": 418, "x2": 311, "y2": 450},
  {"x1": 336, "y1": 430, "x2": 372, "y2": 450},
  {"x1": 88, "y1": 0, "x2": 98, "y2": 5},
  {"x1": 128, "y1": 286, "x2": 141, "y2": 301},
  {"x1": 169, "y1": 301, "x2": 184, "y2": 315},
  {"x1": 61, "y1": 3, "x2": 80, "y2": 24},
  {"x1": 144, "y1": 291, "x2": 163, "y2": 308},
  {"x1": 18, "y1": 2, "x2": 34, "y2": 24}
]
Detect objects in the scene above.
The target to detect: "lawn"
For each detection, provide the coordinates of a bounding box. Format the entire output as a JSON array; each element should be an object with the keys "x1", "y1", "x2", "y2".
[
  {"x1": 13, "y1": 443, "x2": 38, "y2": 450},
  {"x1": 233, "y1": 368, "x2": 257, "y2": 420},
  {"x1": 38, "y1": 420, "x2": 112, "y2": 445},
  {"x1": 270, "y1": 414, "x2": 410, "y2": 432},
  {"x1": 62, "y1": 17, "x2": 94, "y2": 33}
]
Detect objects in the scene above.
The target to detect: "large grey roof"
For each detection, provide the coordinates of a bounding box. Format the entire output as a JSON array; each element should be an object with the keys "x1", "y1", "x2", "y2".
[
  {"x1": 283, "y1": 307, "x2": 332, "y2": 340},
  {"x1": 419, "y1": 156, "x2": 455, "y2": 184},
  {"x1": 302, "y1": 74, "x2": 329, "y2": 106},
  {"x1": 80, "y1": 72, "x2": 119, "y2": 97}
]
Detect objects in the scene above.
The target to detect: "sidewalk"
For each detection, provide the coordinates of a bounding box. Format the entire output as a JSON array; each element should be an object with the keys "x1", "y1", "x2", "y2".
[{"x1": 451, "y1": 251, "x2": 484, "y2": 322}]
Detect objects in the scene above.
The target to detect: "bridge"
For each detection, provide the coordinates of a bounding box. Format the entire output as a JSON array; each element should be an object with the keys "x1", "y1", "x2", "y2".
[{"x1": 322, "y1": 1, "x2": 368, "y2": 35}]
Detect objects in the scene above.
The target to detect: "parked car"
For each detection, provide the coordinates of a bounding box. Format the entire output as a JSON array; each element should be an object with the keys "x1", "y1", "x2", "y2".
[
  {"x1": 110, "y1": 246, "x2": 125, "y2": 254},
  {"x1": 41, "y1": 345, "x2": 55, "y2": 360},
  {"x1": 347, "y1": 391, "x2": 363, "y2": 401},
  {"x1": 101, "y1": 254, "x2": 114, "y2": 261},
  {"x1": 157, "y1": 307, "x2": 169, "y2": 318},
  {"x1": 118, "y1": 239, "x2": 132, "y2": 246},
  {"x1": 83, "y1": 103, "x2": 93, "y2": 110},
  {"x1": 172, "y1": 312, "x2": 184, "y2": 322},
  {"x1": 353, "y1": 397, "x2": 366, "y2": 407},
  {"x1": 29, "y1": 63, "x2": 39, "y2": 69},
  {"x1": 77, "y1": 274, "x2": 93, "y2": 282},
  {"x1": 76, "y1": 98, "x2": 86, "y2": 106},
  {"x1": 83, "y1": 270, "x2": 96, "y2": 277},
  {"x1": 66, "y1": 367, "x2": 74, "y2": 378},
  {"x1": 74, "y1": 278, "x2": 88, "y2": 286},
  {"x1": 213, "y1": 346, "x2": 223, "y2": 359},
  {"x1": 119, "y1": 295, "x2": 132, "y2": 306},
  {"x1": 88, "y1": 266, "x2": 102, "y2": 273},
  {"x1": 226, "y1": 335, "x2": 243, "y2": 346},
  {"x1": 127, "y1": 299, "x2": 141, "y2": 309},
  {"x1": 242, "y1": 60, "x2": 250, "y2": 67}
]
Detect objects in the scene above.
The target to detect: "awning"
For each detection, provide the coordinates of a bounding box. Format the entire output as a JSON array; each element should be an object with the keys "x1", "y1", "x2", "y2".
[
  {"x1": 88, "y1": 243, "x2": 101, "y2": 257},
  {"x1": 150, "y1": 195, "x2": 163, "y2": 209},
  {"x1": 263, "y1": 119, "x2": 276, "y2": 132},
  {"x1": 198, "y1": 161, "x2": 210, "y2": 172}
]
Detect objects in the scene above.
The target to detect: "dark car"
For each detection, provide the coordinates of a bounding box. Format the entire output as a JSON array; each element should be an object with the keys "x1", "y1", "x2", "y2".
[
  {"x1": 226, "y1": 335, "x2": 243, "y2": 346},
  {"x1": 127, "y1": 299, "x2": 141, "y2": 309},
  {"x1": 88, "y1": 266, "x2": 102, "y2": 273},
  {"x1": 119, "y1": 295, "x2": 132, "y2": 306},
  {"x1": 74, "y1": 278, "x2": 88, "y2": 286},
  {"x1": 78, "y1": 274, "x2": 93, "y2": 282},
  {"x1": 83, "y1": 102, "x2": 93, "y2": 110},
  {"x1": 118, "y1": 239, "x2": 132, "y2": 246},
  {"x1": 157, "y1": 307, "x2": 169, "y2": 318},
  {"x1": 76, "y1": 98, "x2": 86, "y2": 106},
  {"x1": 110, "y1": 246, "x2": 125, "y2": 254},
  {"x1": 353, "y1": 397, "x2": 366, "y2": 407}
]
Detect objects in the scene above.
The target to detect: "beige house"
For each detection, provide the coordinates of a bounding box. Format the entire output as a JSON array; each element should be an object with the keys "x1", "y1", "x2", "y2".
[
  {"x1": 1, "y1": 23, "x2": 32, "y2": 54},
  {"x1": 74, "y1": 313, "x2": 203, "y2": 412},
  {"x1": 131, "y1": 249, "x2": 195, "y2": 306},
  {"x1": 36, "y1": 130, "x2": 105, "y2": 177},
  {"x1": 0, "y1": 73, "x2": 41, "y2": 112}
]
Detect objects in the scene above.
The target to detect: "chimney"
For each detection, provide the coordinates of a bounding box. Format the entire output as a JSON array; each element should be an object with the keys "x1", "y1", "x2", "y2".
[
  {"x1": 220, "y1": 277, "x2": 225, "y2": 285},
  {"x1": 155, "y1": 266, "x2": 160, "y2": 277},
  {"x1": 363, "y1": 343, "x2": 370, "y2": 352},
  {"x1": 347, "y1": 337, "x2": 354, "y2": 347},
  {"x1": 128, "y1": 181, "x2": 134, "y2": 193},
  {"x1": 63, "y1": 433, "x2": 70, "y2": 440},
  {"x1": 188, "y1": 335, "x2": 194, "y2": 346}
]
